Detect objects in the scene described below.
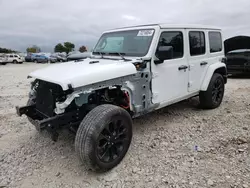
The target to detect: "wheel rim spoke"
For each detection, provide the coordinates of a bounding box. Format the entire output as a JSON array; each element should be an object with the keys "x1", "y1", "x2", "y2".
[
  {"x1": 98, "y1": 133, "x2": 109, "y2": 141},
  {"x1": 109, "y1": 147, "x2": 114, "y2": 161},
  {"x1": 100, "y1": 145, "x2": 110, "y2": 161},
  {"x1": 114, "y1": 137, "x2": 128, "y2": 144},
  {"x1": 212, "y1": 93, "x2": 217, "y2": 102}
]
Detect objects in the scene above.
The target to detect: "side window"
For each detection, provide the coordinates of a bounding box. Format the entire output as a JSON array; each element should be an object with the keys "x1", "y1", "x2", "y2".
[
  {"x1": 189, "y1": 31, "x2": 205, "y2": 56},
  {"x1": 156, "y1": 31, "x2": 184, "y2": 59},
  {"x1": 10, "y1": 55, "x2": 14, "y2": 58},
  {"x1": 14, "y1": 55, "x2": 18, "y2": 57},
  {"x1": 209, "y1": 32, "x2": 222, "y2": 53}
]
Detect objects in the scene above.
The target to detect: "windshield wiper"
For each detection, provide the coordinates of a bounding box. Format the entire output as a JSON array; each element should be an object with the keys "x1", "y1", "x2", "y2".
[
  {"x1": 93, "y1": 51, "x2": 106, "y2": 58},
  {"x1": 108, "y1": 52, "x2": 131, "y2": 61}
]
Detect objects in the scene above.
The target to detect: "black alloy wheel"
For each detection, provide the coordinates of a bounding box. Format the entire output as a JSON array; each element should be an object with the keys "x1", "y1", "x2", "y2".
[
  {"x1": 75, "y1": 104, "x2": 132, "y2": 171},
  {"x1": 199, "y1": 73, "x2": 225, "y2": 109},
  {"x1": 96, "y1": 117, "x2": 129, "y2": 163},
  {"x1": 211, "y1": 78, "x2": 224, "y2": 104}
]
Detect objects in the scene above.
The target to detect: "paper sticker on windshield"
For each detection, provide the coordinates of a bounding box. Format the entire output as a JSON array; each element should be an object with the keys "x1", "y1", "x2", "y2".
[{"x1": 137, "y1": 30, "x2": 154, "y2": 36}]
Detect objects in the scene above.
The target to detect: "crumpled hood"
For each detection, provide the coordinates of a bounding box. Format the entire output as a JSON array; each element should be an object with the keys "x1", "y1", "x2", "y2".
[{"x1": 29, "y1": 58, "x2": 137, "y2": 90}]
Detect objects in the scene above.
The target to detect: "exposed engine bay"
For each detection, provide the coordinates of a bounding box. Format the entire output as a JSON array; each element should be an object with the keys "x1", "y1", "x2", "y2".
[
  {"x1": 17, "y1": 79, "x2": 131, "y2": 140},
  {"x1": 31, "y1": 79, "x2": 130, "y2": 116}
]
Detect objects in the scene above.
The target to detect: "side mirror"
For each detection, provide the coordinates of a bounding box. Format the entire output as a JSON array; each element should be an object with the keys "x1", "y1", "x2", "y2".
[{"x1": 155, "y1": 46, "x2": 173, "y2": 64}]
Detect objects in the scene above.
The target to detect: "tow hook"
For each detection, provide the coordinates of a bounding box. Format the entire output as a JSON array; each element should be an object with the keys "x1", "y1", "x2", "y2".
[{"x1": 47, "y1": 124, "x2": 59, "y2": 142}]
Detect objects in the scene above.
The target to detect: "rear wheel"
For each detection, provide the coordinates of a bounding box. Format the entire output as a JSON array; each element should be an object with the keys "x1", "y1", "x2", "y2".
[
  {"x1": 199, "y1": 73, "x2": 225, "y2": 109},
  {"x1": 75, "y1": 104, "x2": 132, "y2": 171}
]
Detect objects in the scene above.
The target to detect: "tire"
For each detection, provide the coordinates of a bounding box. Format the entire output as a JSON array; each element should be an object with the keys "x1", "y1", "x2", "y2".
[
  {"x1": 13, "y1": 60, "x2": 18, "y2": 64},
  {"x1": 1, "y1": 63, "x2": 6, "y2": 65},
  {"x1": 75, "y1": 104, "x2": 132, "y2": 171},
  {"x1": 199, "y1": 73, "x2": 225, "y2": 109}
]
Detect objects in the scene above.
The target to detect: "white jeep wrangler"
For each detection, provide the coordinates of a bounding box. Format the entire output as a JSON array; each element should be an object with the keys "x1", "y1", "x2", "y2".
[{"x1": 16, "y1": 24, "x2": 227, "y2": 171}]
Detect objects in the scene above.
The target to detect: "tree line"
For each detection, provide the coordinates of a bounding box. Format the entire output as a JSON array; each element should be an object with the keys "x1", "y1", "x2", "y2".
[
  {"x1": 0, "y1": 47, "x2": 17, "y2": 53},
  {"x1": 26, "y1": 42, "x2": 87, "y2": 54}
]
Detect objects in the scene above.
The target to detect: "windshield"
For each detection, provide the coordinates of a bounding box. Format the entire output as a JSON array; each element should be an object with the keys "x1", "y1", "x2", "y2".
[{"x1": 93, "y1": 29, "x2": 155, "y2": 57}]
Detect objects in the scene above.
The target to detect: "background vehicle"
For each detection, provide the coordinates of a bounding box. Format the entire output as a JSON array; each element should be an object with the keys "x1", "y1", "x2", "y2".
[
  {"x1": 25, "y1": 53, "x2": 34, "y2": 62},
  {"x1": 51, "y1": 54, "x2": 67, "y2": 62},
  {"x1": 16, "y1": 24, "x2": 227, "y2": 172},
  {"x1": 67, "y1": 52, "x2": 91, "y2": 61},
  {"x1": 48, "y1": 55, "x2": 58, "y2": 63},
  {"x1": 0, "y1": 54, "x2": 7, "y2": 65},
  {"x1": 32, "y1": 54, "x2": 49, "y2": 63},
  {"x1": 5, "y1": 54, "x2": 24, "y2": 64},
  {"x1": 226, "y1": 49, "x2": 250, "y2": 75}
]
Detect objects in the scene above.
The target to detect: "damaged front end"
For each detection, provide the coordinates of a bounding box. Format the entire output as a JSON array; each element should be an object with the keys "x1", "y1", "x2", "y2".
[
  {"x1": 16, "y1": 78, "x2": 134, "y2": 141},
  {"x1": 16, "y1": 80, "x2": 87, "y2": 141}
]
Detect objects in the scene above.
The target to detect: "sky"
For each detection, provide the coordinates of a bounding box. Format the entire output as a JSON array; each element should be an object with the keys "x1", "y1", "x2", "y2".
[{"x1": 0, "y1": 0, "x2": 250, "y2": 52}]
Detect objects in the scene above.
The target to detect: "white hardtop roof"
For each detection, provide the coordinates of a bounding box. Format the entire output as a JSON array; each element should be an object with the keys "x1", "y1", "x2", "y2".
[{"x1": 107, "y1": 23, "x2": 221, "y2": 32}]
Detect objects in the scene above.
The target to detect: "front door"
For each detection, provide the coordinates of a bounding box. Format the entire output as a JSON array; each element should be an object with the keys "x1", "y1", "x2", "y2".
[{"x1": 151, "y1": 29, "x2": 189, "y2": 105}]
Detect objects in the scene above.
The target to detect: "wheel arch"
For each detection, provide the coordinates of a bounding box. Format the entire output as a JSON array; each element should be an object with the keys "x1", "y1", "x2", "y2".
[{"x1": 200, "y1": 63, "x2": 227, "y2": 91}]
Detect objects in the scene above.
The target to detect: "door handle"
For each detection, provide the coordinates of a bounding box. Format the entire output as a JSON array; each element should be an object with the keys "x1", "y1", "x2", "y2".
[
  {"x1": 200, "y1": 62, "x2": 208, "y2": 66},
  {"x1": 178, "y1": 65, "x2": 188, "y2": 71}
]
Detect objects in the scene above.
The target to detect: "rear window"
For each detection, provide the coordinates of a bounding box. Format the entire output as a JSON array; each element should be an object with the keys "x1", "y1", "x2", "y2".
[{"x1": 209, "y1": 32, "x2": 222, "y2": 53}]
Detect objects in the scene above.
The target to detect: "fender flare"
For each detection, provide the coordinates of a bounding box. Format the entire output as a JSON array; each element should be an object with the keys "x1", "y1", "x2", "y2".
[{"x1": 200, "y1": 63, "x2": 227, "y2": 91}]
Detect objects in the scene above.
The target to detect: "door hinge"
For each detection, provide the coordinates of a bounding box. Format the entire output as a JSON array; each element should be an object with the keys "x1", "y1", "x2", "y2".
[{"x1": 188, "y1": 82, "x2": 191, "y2": 88}]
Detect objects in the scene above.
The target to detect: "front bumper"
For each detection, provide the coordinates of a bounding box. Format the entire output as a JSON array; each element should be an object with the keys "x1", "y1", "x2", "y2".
[
  {"x1": 16, "y1": 105, "x2": 82, "y2": 140},
  {"x1": 16, "y1": 105, "x2": 46, "y2": 129}
]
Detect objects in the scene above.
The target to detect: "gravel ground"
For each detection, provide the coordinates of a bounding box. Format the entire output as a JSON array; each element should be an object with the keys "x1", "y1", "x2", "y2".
[{"x1": 0, "y1": 63, "x2": 249, "y2": 188}]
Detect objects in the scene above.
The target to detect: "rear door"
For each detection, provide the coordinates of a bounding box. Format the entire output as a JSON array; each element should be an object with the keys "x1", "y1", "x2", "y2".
[
  {"x1": 188, "y1": 30, "x2": 224, "y2": 91},
  {"x1": 187, "y1": 30, "x2": 208, "y2": 92},
  {"x1": 151, "y1": 29, "x2": 189, "y2": 105}
]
